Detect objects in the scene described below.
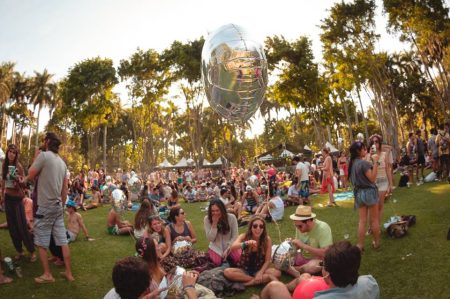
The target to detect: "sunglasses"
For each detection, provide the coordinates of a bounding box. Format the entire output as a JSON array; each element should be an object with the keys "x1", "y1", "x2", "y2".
[
  {"x1": 252, "y1": 224, "x2": 264, "y2": 229},
  {"x1": 179, "y1": 211, "x2": 185, "y2": 215}
]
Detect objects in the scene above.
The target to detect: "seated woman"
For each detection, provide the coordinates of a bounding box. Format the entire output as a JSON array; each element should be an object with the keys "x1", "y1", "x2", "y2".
[
  {"x1": 204, "y1": 199, "x2": 240, "y2": 266},
  {"x1": 135, "y1": 237, "x2": 203, "y2": 299},
  {"x1": 241, "y1": 186, "x2": 259, "y2": 214},
  {"x1": 167, "y1": 190, "x2": 180, "y2": 210},
  {"x1": 255, "y1": 183, "x2": 284, "y2": 221},
  {"x1": 144, "y1": 215, "x2": 171, "y2": 259},
  {"x1": 224, "y1": 216, "x2": 281, "y2": 287},
  {"x1": 165, "y1": 207, "x2": 197, "y2": 245},
  {"x1": 134, "y1": 199, "x2": 157, "y2": 239}
]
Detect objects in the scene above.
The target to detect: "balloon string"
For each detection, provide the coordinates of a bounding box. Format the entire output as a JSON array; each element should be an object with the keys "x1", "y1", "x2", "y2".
[{"x1": 254, "y1": 157, "x2": 282, "y2": 244}]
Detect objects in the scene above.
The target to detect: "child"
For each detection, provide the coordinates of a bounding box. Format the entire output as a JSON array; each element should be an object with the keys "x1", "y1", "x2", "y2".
[{"x1": 66, "y1": 200, "x2": 94, "y2": 241}]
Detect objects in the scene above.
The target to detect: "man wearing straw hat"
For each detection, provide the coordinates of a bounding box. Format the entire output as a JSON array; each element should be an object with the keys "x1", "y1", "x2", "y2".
[{"x1": 288, "y1": 205, "x2": 332, "y2": 277}]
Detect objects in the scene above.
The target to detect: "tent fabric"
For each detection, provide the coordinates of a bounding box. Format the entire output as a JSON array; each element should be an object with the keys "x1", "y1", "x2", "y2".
[
  {"x1": 158, "y1": 159, "x2": 173, "y2": 168},
  {"x1": 202, "y1": 159, "x2": 211, "y2": 166},
  {"x1": 256, "y1": 143, "x2": 308, "y2": 159},
  {"x1": 258, "y1": 154, "x2": 274, "y2": 162},
  {"x1": 279, "y1": 149, "x2": 294, "y2": 158},
  {"x1": 211, "y1": 158, "x2": 223, "y2": 165},
  {"x1": 173, "y1": 157, "x2": 188, "y2": 168},
  {"x1": 325, "y1": 142, "x2": 339, "y2": 154}
]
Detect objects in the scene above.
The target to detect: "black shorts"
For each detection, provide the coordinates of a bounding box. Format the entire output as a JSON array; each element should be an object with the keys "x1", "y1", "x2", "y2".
[{"x1": 417, "y1": 155, "x2": 425, "y2": 165}]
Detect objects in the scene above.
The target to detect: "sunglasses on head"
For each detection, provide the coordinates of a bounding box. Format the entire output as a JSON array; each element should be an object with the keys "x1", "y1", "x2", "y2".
[
  {"x1": 179, "y1": 211, "x2": 185, "y2": 215},
  {"x1": 252, "y1": 224, "x2": 264, "y2": 229}
]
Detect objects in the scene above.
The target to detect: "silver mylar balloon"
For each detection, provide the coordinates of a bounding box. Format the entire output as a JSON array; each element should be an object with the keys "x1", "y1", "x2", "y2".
[
  {"x1": 201, "y1": 24, "x2": 268, "y2": 122},
  {"x1": 111, "y1": 189, "x2": 126, "y2": 213},
  {"x1": 247, "y1": 175, "x2": 259, "y2": 188},
  {"x1": 356, "y1": 133, "x2": 364, "y2": 142},
  {"x1": 186, "y1": 158, "x2": 195, "y2": 167},
  {"x1": 271, "y1": 240, "x2": 296, "y2": 271}
]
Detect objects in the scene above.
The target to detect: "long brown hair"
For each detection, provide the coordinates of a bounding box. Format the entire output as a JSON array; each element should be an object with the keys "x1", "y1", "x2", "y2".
[
  {"x1": 2, "y1": 144, "x2": 20, "y2": 180},
  {"x1": 207, "y1": 199, "x2": 230, "y2": 234},
  {"x1": 135, "y1": 237, "x2": 158, "y2": 270},
  {"x1": 244, "y1": 216, "x2": 268, "y2": 258},
  {"x1": 134, "y1": 199, "x2": 155, "y2": 230}
]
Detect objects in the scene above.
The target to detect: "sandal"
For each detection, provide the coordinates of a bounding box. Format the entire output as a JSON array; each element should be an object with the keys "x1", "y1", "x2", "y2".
[
  {"x1": 0, "y1": 276, "x2": 13, "y2": 285},
  {"x1": 35, "y1": 275, "x2": 55, "y2": 284},
  {"x1": 30, "y1": 254, "x2": 37, "y2": 262},
  {"x1": 59, "y1": 272, "x2": 75, "y2": 281},
  {"x1": 372, "y1": 241, "x2": 380, "y2": 250}
]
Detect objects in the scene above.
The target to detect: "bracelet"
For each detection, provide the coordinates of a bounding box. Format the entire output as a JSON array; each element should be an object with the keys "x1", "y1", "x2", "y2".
[{"x1": 183, "y1": 284, "x2": 195, "y2": 290}]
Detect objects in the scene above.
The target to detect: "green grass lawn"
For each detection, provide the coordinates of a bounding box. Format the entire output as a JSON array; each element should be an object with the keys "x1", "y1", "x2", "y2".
[{"x1": 0, "y1": 180, "x2": 449, "y2": 299}]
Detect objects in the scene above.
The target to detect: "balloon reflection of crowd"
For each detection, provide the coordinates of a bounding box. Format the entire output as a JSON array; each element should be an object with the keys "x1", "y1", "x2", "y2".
[{"x1": 0, "y1": 124, "x2": 448, "y2": 298}]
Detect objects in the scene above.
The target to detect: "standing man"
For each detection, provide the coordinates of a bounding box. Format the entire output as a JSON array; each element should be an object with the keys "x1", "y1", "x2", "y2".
[
  {"x1": 22, "y1": 132, "x2": 74, "y2": 283},
  {"x1": 295, "y1": 157, "x2": 311, "y2": 205},
  {"x1": 415, "y1": 130, "x2": 426, "y2": 183}
]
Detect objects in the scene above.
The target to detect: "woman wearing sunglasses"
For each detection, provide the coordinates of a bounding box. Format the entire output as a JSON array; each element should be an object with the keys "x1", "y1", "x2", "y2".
[{"x1": 224, "y1": 216, "x2": 280, "y2": 286}]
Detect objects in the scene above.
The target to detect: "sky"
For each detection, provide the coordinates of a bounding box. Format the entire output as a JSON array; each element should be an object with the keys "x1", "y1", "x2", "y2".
[{"x1": 0, "y1": 0, "x2": 407, "y2": 138}]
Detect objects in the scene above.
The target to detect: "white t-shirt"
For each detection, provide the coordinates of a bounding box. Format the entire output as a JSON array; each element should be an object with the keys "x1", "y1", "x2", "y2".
[
  {"x1": 269, "y1": 196, "x2": 284, "y2": 221},
  {"x1": 296, "y1": 162, "x2": 310, "y2": 182},
  {"x1": 287, "y1": 185, "x2": 298, "y2": 197},
  {"x1": 185, "y1": 171, "x2": 193, "y2": 182},
  {"x1": 104, "y1": 288, "x2": 120, "y2": 299}
]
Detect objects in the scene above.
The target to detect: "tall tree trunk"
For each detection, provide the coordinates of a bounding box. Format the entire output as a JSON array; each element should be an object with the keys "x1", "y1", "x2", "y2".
[
  {"x1": 34, "y1": 104, "x2": 41, "y2": 149},
  {"x1": 342, "y1": 100, "x2": 354, "y2": 143},
  {"x1": 18, "y1": 127, "x2": 23, "y2": 150},
  {"x1": 356, "y1": 87, "x2": 369, "y2": 143},
  {"x1": 0, "y1": 105, "x2": 5, "y2": 149},
  {"x1": 11, "y1": 120, "x2": 16, "y2": 145},
  {"x1": 103, "y1": 123, "x2": 107, "y2": 172}
]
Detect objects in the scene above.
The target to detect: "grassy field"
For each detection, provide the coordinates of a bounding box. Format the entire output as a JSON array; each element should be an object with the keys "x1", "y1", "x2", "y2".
[{"x1": 0, "y1": 180, "x2": 449, "y2": 299}]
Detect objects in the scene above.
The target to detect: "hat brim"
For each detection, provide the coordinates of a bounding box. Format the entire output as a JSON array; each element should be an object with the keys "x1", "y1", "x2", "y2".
[{"x1": 290, "y1": 213, "x2": 316, "y2": 221}]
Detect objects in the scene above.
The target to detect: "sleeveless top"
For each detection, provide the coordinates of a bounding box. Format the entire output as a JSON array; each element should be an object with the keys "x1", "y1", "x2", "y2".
[
  {"x1": 238, "y1": 240, "x2": 266, "y2": 273},
  {"x1": 169, "y1": 222, "x2": 191, "y2": 241},
  {"x1": 366, "y1": 152, "x2": 387, "y2": 179}
]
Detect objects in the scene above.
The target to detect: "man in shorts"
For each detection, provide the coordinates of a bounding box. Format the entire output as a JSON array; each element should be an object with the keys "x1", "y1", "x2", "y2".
[{"x1": 23, "y1": 132, "x2": 74, "y2": 283}]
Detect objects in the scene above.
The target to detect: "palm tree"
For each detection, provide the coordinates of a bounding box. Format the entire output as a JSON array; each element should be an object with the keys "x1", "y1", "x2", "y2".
[
  {"x1": 29, "y1": 69, "x2": 55, "y2": 149},
  {"x1": 0, "y1": 62, "x2": 15, "y2": 147}
]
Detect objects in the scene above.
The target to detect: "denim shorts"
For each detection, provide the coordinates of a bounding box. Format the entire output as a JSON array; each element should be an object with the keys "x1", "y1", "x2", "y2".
[{"x1": 354, "y1": 188, "x2": 379, "y2": 208}]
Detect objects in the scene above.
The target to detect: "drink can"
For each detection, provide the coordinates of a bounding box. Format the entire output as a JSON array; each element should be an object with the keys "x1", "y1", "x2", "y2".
[{"x1": 4, "y1": 257, "x2": 14, "y2": 271}]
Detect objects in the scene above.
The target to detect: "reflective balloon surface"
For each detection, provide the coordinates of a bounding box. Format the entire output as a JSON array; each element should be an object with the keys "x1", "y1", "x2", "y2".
[
  {"x1": 247, "y1": 175, "x2": 259, "y2": 188},
  {"x1": 201, "y1": 24, "x2": 268, "y2": 122},
  {"x1": 271, "y1": 240, "x2": 296, "y2": 271},
  {"x1": 111, "y1": 189, "x2": 126, "y2": 213}
]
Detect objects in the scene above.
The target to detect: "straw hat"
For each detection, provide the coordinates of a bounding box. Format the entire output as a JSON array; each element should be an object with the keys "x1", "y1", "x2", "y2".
[{"x1": 290, "y1": 205, "x2": 316, "y2": 221}]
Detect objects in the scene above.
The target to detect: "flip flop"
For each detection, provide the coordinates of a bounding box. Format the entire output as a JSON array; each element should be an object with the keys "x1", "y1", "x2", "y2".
[
  {"x1": 372, "y1": 241, "x2": 380, "y2": 250},
  {"x1": 59, "y1": 272, "x2": 75, "y2": 281},
  {"x1": 35, "y1": 275, "x2": 55, "y2": 284},
  {"x1": 30, "y1": 255, "x2": 38, "y2": 262},
  {"x1": 0, "y1": 276, "x2": 13, "y2": 285}
]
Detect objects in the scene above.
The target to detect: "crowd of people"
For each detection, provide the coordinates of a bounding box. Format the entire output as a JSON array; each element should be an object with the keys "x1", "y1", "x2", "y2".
[{"x1": 0, "y1": 124, "x2": 448, "y2": 298}]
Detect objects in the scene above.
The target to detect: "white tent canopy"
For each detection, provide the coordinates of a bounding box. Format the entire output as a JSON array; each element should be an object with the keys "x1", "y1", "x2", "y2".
[
  {"x1": 211, "y1": 157, "x2": 223, "y2": 166},
  {"x1": 174, "y1": 157, "x2": 188, "y2": 168},
  {"x1": 280, "y1": 149, "x2": 294, "y2": 158},
  {"x1": 258, "y1": 154, "x2": 274, "y2": 162},
  {"x1": 158, "y1": 159, "x2": 173, "y2": 168},
  {"x1": 304, "y1": 145, "x2": 312, "y2": 151},
  {"x1": 325, "y1": 142, "x2": 339, "y2": 153},
  {"x1": 202, "y1": 159, "x2": 211, "y2": 166}
]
